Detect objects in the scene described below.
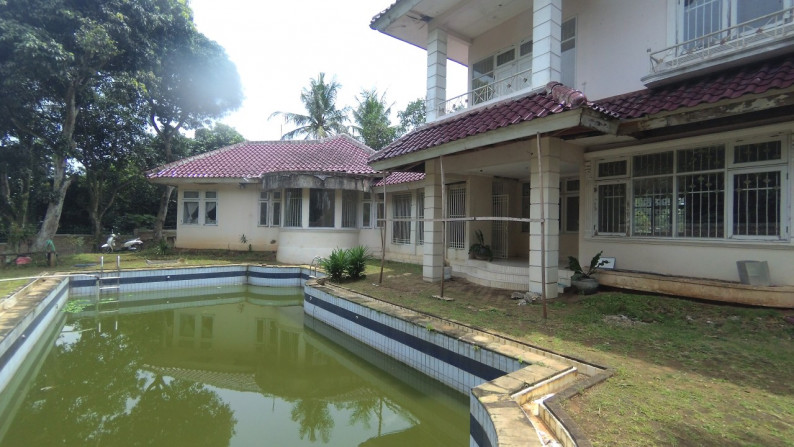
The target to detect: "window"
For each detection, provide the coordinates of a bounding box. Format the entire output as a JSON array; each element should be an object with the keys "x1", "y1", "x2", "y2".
[
  {"x1": 284, "y1": 188, "x2": 302, "y2": 227},
  {"x1": 376, "y1": 194, "x2": 385, "y2": 228},
  {"x1": 680, "y1": 0, "x2": 787, "y2": 45},
  {"x1": 416, "y1": 191, "x2": 425, "y2": 245},
  {"x1": 470, "y1": 36, "x2": 533, "y2": 105},
  {"x1": 595, "y1": 137, "x2": 787, "y2": 240},
  {"x1": 562, "y1": 179, "x2": 580, "y2": 233},
  {"x1": 342, "y1": 190, "x2": 357, "y2": 228},
  {"x1": 362, "y1": 192, "x2": 373, "y2": 228},
  {"x1": 259, "y1": 191, "x2": 281, "y2": 226},
  {"x1": 203, "y1": 191, "x2": 217, "y2": 225},
  {"x1": 183, "y1": 191, "x2": 199, "y2": 225},
  {"x1": 309, "y1": 189, "x2": 335, "y2": 228},
  {"x1": 392, "y1": 193, "x2": 412, "y2": 244},
  {"x1": 597, "y1": 183, "x2": 628, "y2": 235},
  {"x1": 447, "y1": 184, "x2": 466, "y2": 249},
  {"x1": 561, "y1": 17, "x2": 576, "y2": 87}
]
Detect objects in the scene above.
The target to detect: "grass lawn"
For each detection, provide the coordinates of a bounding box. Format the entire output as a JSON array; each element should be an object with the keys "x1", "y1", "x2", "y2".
[{"x1": 2, "y1": 251, "x2": 792, "y2": 446}]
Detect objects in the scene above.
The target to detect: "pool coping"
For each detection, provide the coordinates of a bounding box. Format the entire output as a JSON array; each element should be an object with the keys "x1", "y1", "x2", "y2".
[
  {"x1": 0, "y1": 264, "x2": 613, "y2": 447},
  {"x1": 306, "y1": 280, "x2": 613, "y2": 447}
]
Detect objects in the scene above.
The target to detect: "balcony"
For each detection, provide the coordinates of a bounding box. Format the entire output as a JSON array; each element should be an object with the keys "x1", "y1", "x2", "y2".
[
  {"x1": 645, "y1": 7, "x2": 794, "y2": 86},
  {"x1": 428, "y1": 68, "x2": 533, "y2": 119}
]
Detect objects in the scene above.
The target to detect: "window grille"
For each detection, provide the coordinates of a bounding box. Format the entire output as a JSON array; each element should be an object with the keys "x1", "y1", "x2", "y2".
[
  {"x1": 342, "y1": 190, "x2": 357, "y2": 228},
  {"x1": 733, "y1": 170, "x2": 781, "y2": 236},
  {"x1": 416, "y1": 191, "x2": 425, "y2": 245},
  {"x1": 677, "y1": 172, "x2": 724, "y2": 237},
  {"x1": 597, "y1": 183, "x2": 627, "y2": 234},
  {"x1": 392, "y1": 193, "x2": 412, "y2": 244},
  {"x1": 598, "y1": 160, "x2": 628, "y2": 178},
  {"x1": 447, "y1": 185, "x2": 466, "y2": 249},
  {"x1": 259, "y1": 201, "x2": 269, "y2": 226},
  {"x1": 496, "y1": 48, "x2": 515, "y2": 66},
  {"x1": 519, "y1": 40, "x2": 533, "y2": 57},
  {"x1": 632, "y1": 178, "x2": 673, "y2": 236},
  {"x1": 492, "y1": 189, "x2": 509, "y2": 259},
  {"x1": 309, "y1": 189, "x2": 335, "y2": 228},
  {"x1": 284, "y1": 188, "x2": 302, "y2": 227},
  {"x1": 362, "y1": 201, "x2": 372, "y2": 228},
  {"x1": 734, "y1": 140, "x2": 782, "y2": 164}
]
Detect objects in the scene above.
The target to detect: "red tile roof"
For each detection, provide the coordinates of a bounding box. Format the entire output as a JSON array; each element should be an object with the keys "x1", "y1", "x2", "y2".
[
  {"x1": 594, "y1": 54, "x2": 794, "y2": 119},
  {"x1": 375, "y1": 172, "x2": 426, "y2": 186},
  {"x1": 148, "y1": 134, "x2": 378, "y2": 179},
  {"x1": 370, "y1": 86, "x2": 591, "y2": 164}
]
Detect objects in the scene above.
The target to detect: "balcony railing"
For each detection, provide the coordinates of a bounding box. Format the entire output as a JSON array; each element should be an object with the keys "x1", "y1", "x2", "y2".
[
  {"x1": 649, "y1": 7, "x2": 794, "y2": 74},
  {"x1": 429, "y1": 68, "x2": 533, "y2": 119}
]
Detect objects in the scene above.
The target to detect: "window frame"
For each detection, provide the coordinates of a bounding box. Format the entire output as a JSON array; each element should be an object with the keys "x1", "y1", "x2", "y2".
[
  {"x1": 182, "y1": 191, "x2": 200, "y2": 225},
  {"x1": 392, "y1": 193, "x2": 412, "y2": 245},
  {"x1": 204, "y1": 191, "x2": 218, "y2": 226},
  {"x1": 284, "y1": 188, "x2": 303, "y2": 228},
  {"x1": 593, "y1": 135, "x2": 789, "y2": 241},
  {"x1": 309, "y1": 188, "x2": 335, "y2": 228}
]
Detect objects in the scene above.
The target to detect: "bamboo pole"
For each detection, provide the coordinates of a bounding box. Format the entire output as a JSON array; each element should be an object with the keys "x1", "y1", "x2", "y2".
[
  {"x1": 379, "y1": 171, "x2": 387, "y2": 284},
  {"x1": 536, "y1": 134, "x2": 547, "y2": 320}
]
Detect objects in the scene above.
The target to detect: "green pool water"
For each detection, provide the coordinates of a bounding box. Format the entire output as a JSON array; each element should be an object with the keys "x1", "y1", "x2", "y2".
[{"x1": 0, "y1": 287, "x2": 468, "y2": 446}]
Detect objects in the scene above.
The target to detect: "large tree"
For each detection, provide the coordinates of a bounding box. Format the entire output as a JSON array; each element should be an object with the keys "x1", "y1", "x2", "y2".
[
  {"x1": 0, "y1": 0, "x2": 228, "y2": 250},
  {"x1": 270, "y1": 73, "x2": 350, "y2": 140},
  {"x1": 397, "y1": 98, "x2": 427, "y2": 136},
  {"x1": 143, "y1": 30, "x2": 244, "y2": 241},
  {"x1": 352, "y1": 89, "x2": 397, "y2": 150}
]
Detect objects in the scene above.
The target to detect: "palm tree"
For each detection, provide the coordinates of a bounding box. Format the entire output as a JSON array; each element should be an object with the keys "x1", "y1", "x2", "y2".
[
  {"x1": 352, "y1": 88, "x2": 397, "y2": 150},
  {"x1": 270, "y1": 73, "x2": 349, "y2": 140}
]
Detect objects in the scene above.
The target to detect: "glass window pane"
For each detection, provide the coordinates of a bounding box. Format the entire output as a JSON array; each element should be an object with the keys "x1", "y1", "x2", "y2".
[
  {"x1": 342, "y1": 190, "x2": 357, "y2": 228},
  {"x1": 733, "y1": 140, "x2": 782, "y2": 164},
  {"x1": 733, "y1": 171, "x2": 781, "y2": 236},
  {"x1": 633, "y1": 152, "x2": 673, "y2": 177},
  {"x1": 683, "y1": 0, "x2": 723, "y2": 42},
  {"x1": 677, "y1": 172, "x2": 725, "y2": 238},
  {"x1": 521, "y1": 183, "x2": 531, "y2": 233},
  {"x1": 495, "y1": 48, "x2": 515, "y2": 66},
  {"x1": 259, "y1": 202, "x2": 268, "y2": 226},
  {"x1": 565, "y1": 195, "x2": 580, "y2": 232},
  {"x1": 392, "y1": 193, "x2": 412, "y2": 244},
  {"x1": 632, "y1": 178, "x2": 673, "y2": 236},
  {"x1": 183, "y1": 201, "x2": 199, "y2": 224},
  {"x1": 284, "y1": 188, "x2": 302, "y2": 227},
  {"x1": 309, "y1": 189, "x2": 335, "y2": 228},
  {"x1": 362, "y1": 202, "x2": 372, "y2": 228},
  {"x1": 205, "y1": 201, "x2": 217, "y2": 224},
  {"x1": 737, "y1": 0, "x2": 782, "y2": 26},
  {"x1": 205, "y1": 191, "x2": 217, "y2": 199},
  {"x1": 416, "y1": 191, "x2": 425, "y2": 245},
  {"x1": 678, "y1": 145, "x2": 725, "y2": 172},
  {"x1": 447, "y1": 185, "x2": 466, "y2": 249},
  {"x1": 179, "y1": 314, "x2": 195, "y2": 337},
  {"x1": 183, "y1": 191, "x2": 199, "y2": 199},
  {"x1": 598, "y1": 160, "x2": 627, "y2": 178},
  {"x1": 597, "y1": 183, "x2": 626, "y2": 234},
  {"x1": 272, "y1": 202, "x2": 281, "y2": 227}
]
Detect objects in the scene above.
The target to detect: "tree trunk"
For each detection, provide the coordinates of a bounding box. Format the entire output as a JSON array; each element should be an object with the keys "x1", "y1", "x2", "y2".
[
  {"x1": 33, "y1": 154, "x2": 73, "y2": 251},
  {"x1": 152, "y1": 185, "x2": 175, "y2": 242}
]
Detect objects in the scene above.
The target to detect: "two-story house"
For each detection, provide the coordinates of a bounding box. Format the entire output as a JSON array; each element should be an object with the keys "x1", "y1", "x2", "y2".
[{"x1": 368, "y1": 0, "x2": 794, "y2": 304}]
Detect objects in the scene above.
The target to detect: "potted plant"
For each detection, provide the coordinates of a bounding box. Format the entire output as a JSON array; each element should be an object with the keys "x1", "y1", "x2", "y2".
[
  {"x1": 468, "y1": 229, "x2": 493, "y2": 261},
  {"x1": 567, "y1": 251, "x2": 608, "y2": 294}
]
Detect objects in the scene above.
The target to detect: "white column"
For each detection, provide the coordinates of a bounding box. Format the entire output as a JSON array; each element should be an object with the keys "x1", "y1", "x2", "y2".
[
  {"x1": 426, "y1": 28, "x2": 448, "y2": 122},
  {"x1": 529, "y1": 138, "x2": 560, "y2": 298},
  {"x1": 422, "y1": 159, "x2": 444, "y2": 282},
  {"x1": 531, "y1": 0, "x2": 562, "y2": 88}
]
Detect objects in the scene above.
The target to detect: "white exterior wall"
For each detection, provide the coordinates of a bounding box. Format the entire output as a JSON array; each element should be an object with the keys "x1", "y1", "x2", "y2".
[
  {"x1": 175, "y1": 184, "x2": 279, "y2": 252},
  {"x1": 465, "y1": 0, "x2": 667, "y2": 100},
  {"x1": 579, "y1": 123, "x2": 794, "y2": 286}
]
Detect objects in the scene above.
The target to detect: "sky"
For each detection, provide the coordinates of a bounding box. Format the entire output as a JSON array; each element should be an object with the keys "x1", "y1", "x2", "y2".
[{"x1": 190, "y1": 0, "x2": 467, "y2": 141}]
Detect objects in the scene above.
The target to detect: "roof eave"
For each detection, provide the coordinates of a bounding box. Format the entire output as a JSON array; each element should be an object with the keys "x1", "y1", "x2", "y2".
[{"x1": 370, "y1": 108, "x2": 617, "y2": 171}]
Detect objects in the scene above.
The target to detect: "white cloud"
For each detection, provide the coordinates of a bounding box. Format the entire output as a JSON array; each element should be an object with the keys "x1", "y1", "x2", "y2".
[{"x1": 190, "y1": 0, "x2": 466, "y2": 141}]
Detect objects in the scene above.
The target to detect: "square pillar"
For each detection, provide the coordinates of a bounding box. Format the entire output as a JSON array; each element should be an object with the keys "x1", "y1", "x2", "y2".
[
  {"x1": 529, "y1": 138, "x2": 561, "y2": 298},
  {"x1": 532, "y1": 0, "x2": 562, "y2": 88},
  {"x1": 426, "y1": 28, "x2": 448, "y2": 121},
  {"x1": 423, "y1": 159, "x2": 444, "y2": 282}
]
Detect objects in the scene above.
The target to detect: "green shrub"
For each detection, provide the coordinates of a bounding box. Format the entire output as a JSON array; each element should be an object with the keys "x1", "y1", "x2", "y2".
[
  {"x1": 345, "y1": 245, "x2": 372, "y2": 279},
  {"x1": 154, "y1": 238, "x2": 170, "y2": 256},
  {"x1": 320, "y1": 248, "x2": 349, "y2": 281}
]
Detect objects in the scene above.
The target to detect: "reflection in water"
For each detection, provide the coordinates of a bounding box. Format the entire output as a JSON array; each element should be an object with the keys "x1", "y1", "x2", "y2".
[{"x1": 0, "y1": 287, "x2": 467, "y2": 446}]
